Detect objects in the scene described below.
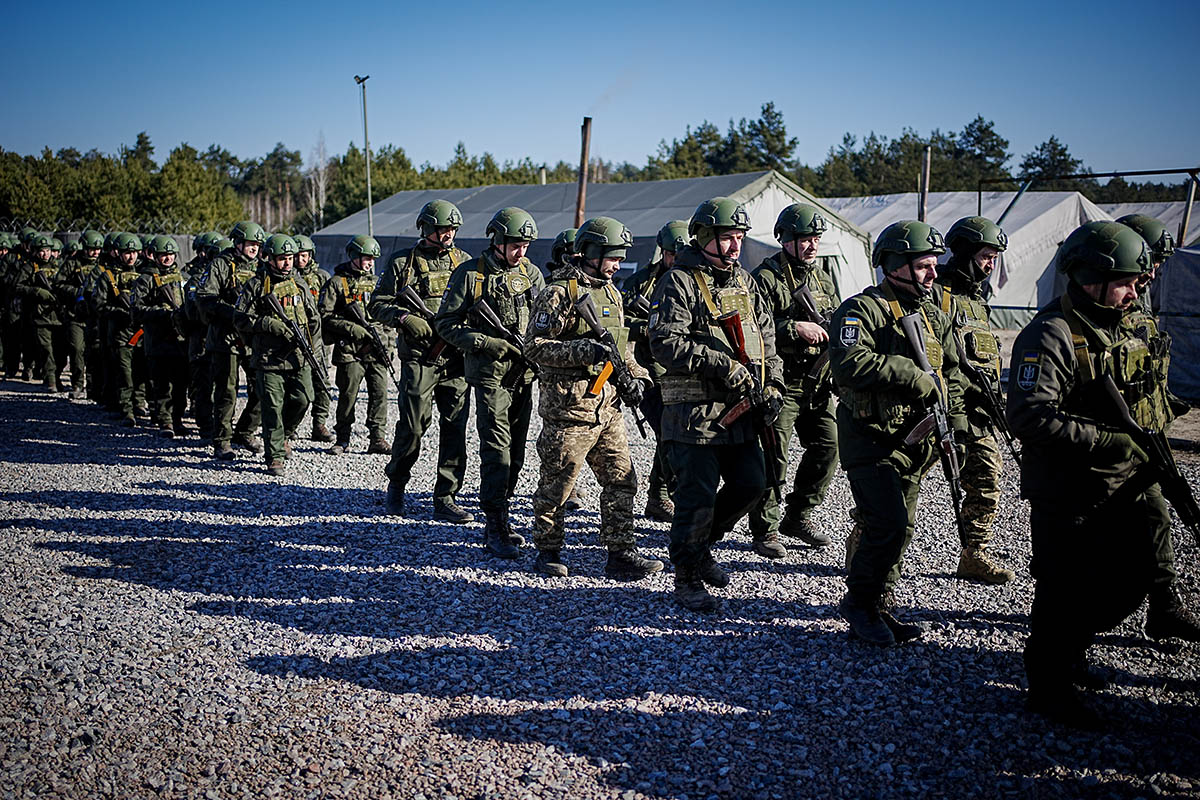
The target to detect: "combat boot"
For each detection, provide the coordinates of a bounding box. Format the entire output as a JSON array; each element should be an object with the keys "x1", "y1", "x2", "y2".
[
  {"x1": 533, "y1": 549, "x2": 568, "y2": 578},
  {"x1": 367, "y1": 437, "x2": 391, "y2": 454},
  {"x1": 674, "y1": 564, "x2": 720, "y2": 613},
  {"x1": 644, "y1": 493, "x2": 674, "y2": 522},
  {"x1": 385, "y1": 481, "x2": 406, "y2": 515},
  {"x1": 564, "y1": 487, "x2": 584, "y2": 512},
  {"x1": 433, "y1": 497, "x2": 474, "y2": 524},
  {"x1": 838, "y1": 591, "x2": 895, "y2": 646},
  {"x1": 780, "y1": 513, "x2": 832, "y2": 547},
  {"x1": 213, "y1": 442, "x2": 235, "y2": 461},
  {"x1": 696, "y1": 553, "x2": 730, "y2": 588},
  {"x1": 311, "y1": 422, "x2": 334, "y2": 443},
  {"x1": 878, "y1": 604, "x2": 925, "y2": 644},
  {"x1": 605, "y1": 548, "x2": 664, "y2": 581},
  {"x1": 844, "y1": 522, "x2": 862, "y2": 570},
  {"x1": 752, "y1": 531, "x2": 787, "y2": 559},
  {"x1": 1146, "y1": 585, "x2": 1200, "y2": 641},
  {"x1": 1025, "y1": 687, "x2": 1101, "y2": 729},
  {"x1": 483, "y1": 511, "x2": 519, "y2": 559},
  {"x1": 327, "y1": 440, "x2": 349, "y2": 456},
  {"x1": 956, "y1": 546, "x2": 1015, "y2": 584},
  {"x1": 232, "y1": 431, "x2": 263, "y2": 454},
  {"x1": 120, "y1": 415, "x2": 136, "y2": 427},
  {"x1": 502, "y1": 509, "x2": 526, "y2": 548},
  {"x1": 266, "y1": 460, "x2": 285, "y2": 477}
]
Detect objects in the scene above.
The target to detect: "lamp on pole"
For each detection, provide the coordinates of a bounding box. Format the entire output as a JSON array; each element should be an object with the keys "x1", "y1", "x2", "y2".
[{"x1": 354, "y1": 74, "x2": 373, "y2": 236}]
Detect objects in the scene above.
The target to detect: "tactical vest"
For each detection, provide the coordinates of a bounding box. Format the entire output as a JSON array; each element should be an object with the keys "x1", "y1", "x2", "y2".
[
  {"x1": 338, "y1": 272, "x2": 375, "y2": 307},
  {"x1": 466, "y1": 255, "x2": 537, "y2": 333},
  {"x1": 1059, "y1": 293, "x2": 1173, "y2": 431},
  {"x1": 297, "y1": 264, "x2": 323, "y2": 301},
  {"x1": 153, "y1": 271, "x2": 185, "y2": 308},
  {"x1": 838, "y1": 282, "x2": 945, "y2": 434},
  {"x1": 776, "y1": 256, "x2": 836, "y2": 359},
  {"x1": 939, "y1": 285, "x2": 1000, "y2": 383},
  {"x1": 547, "y1": 277, "x2": 628, "y2": 379},
  {"x1": 261, "y1": 275, "x2": 308, "y2": 329},
  {"x1": 659, "y1": 268, "x2": 765, "y2": 404},
  {"x1": 409, "y1": 247, "x2": 468, "y2": 311}
]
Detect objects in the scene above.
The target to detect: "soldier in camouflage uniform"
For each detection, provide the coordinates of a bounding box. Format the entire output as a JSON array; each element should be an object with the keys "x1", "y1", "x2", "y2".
[
  {"x1": 649, "y1": 198, "x2": 785, "y2": 613},
  {"x1": 435, "y1": 207, "x2": 545, "y2": 557},
  {"x1": 130, "y1": 236, "x2": 190, "y2": 437},
  {"x1": 294, "y1": 234, "x2": 334, "y2": 442},
  {"x1": 525, "y1": 216, "x2": 664, "y2": 580},
  {"x1": 623, "y1": 219, "x2": 689, "y2": 522},
  {"x1": 55, "y1": 229, "x2": 104, "y2": 399},
  {"x1": 933, "y1": 216, "x2": 1016, "y2": 584},
  {"x1": 234, "y1": 234, "x2": 319, "y2": 477},
  {"x1": 371, "y1": 200, "x2": 474, "y2": 523},
  {"x1": 198, "y1": 222, "x2": 265, "y2": 460},
  {"x1": 830, "y1": 221, "x2": 967, "y2": 646},
  {"x1": 748, "y1": 204, "x2": 841, "y2": 558},
  {"x1": 1007, "y1": 222, "x2": 1199, "y2": 727},
  {"x1": 14, "y1": 233, "x2": 66, "y2": 391},
  {"x1": 2, "y1": 229, "x2": 38, "y2": 379},
  {"x1": 1114, "y1": 214, "x2": 1200, "y2": 642},
  {"x1": 318, "y1": 234, "x2": 391, "y2": 455},
  {"x1": 180, "y1": 234, "x2": 223, "y2": 439},
  {"x1": 95, "y1": 233, "x2": 150, "y2": 425}
]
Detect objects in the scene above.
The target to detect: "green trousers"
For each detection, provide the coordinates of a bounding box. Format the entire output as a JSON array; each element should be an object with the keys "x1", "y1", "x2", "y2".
[
  {"x1": 189, "y1": 353, "x2": 214, "y2": 437},
  {"x1": 310, "y1": 344, "x2": 331, "y2": 428},
  {"x1": 257, "y1": 367, "x2": 313, "y2": 464},
  {"x1": 666, "y1": 441, "x2": 766, "y2": 568},
  {"x1": 210, "y1": 351, "x2": 261, "y2": 445},
  {"x1": 111, "y1": 344, "x2": 147, "y2": 416},
  {"x1": 334, "y1": 358, "x2": 389, "y2": 441},
  {"x1": 749, "y1": 391, "x2": 838, "y2": 538},
  {"x1": 474, "y1": 378, "x2": 534, "y2": 514},
  {"x1": 32, "y1": 325, "x2": 63, "y2": 388},
  {"x1": 147, "y1": 347, "x2": 190, "y2": 427},
  {"x1": 63, "y1": 322, "x2": 86, "y2": 391},
  {"x1": 386, "y1": 360, "x2": 470, "y2": 502}
]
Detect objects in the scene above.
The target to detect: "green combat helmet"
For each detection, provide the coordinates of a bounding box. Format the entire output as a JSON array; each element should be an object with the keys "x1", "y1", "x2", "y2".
[
  {"x1": 774, "y1": 203, "x2": 828, "y2": 242},
  {"x1": 229, "y1": 221, "x2": 267, "y2": 244},
  {"x1": 486, "y1": 207, "x2": 538, "y2": 245},
  {"x1": 1058, "y1": 221, "x2": 1150, "y2": 286},
  {"x1": 551, "y1": 228, "x2": 578, "y2": 265},
  {"x1": 345, "y1": 234, "x2": 381, "y2": 259},
  {"x1": 80, "y1": 230, "x2": 105, "y2": 250},
  {"x1": 945, "y1": 216, "x2": 1008, "y2": 256},
  {"x1": 689, "y1": 197, "x2": 751, "y2": 244},
  {"x1": 417, "y1": 199, "x2": 463, "y2": 234},
  {"x1": 873, "y1": 220, "x2": 946, "y2": 272},
  {"x1": 576, "y1": 217, "x2": 633, "y2": 261},
  {"x1": 115, "y1": 232, "x2": 143, "y2": 252},
  {"x1": 657, "y1": 220, "x2": 690, "y2": 254},
  {"x1": 213, "y1": 236, "x2": 234, "y2": 253},
  {"x1": 1116, "y1": 213, "x2": 1175, "y2": 263},
  {"x1": 152, "y1": 235, "x2": 180, "y2": 254},
  {"x1": 30, "y1": 233, "x2": 55, "y2": 252},
  {"x1": 50, "y1": 237, "x2": 64, "y2": 253},
  {"x1": 292, "y1": 234, "x2": 316, "y2": 253},
  {"x1": 19, "y1": 227, "x2": 38, "y2": 246},
  {"x1": 262, "y1": 233, "x2": 298, "y2": 257}
]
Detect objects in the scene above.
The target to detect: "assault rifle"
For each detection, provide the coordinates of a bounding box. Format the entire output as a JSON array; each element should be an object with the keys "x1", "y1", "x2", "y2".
[
  {"x1": 956, "y1": 342, "x2": 1021, "y2": 464},
  {"x1": 263, "y1": 292, "x2": 330, "y2": 398},
  {"x1": 397, "y1": 285, "x2": 450, "y2": 365},
  {"x1": 347, "y1": 301, "x2": 401, "y2": 392},
  {"x1": 791, "y1": 283, "x2": 834, "y2": 392},
  {"x1": 471, "y1": 298, "x2": 538, "y2": 389},
  {"x1": 1100, "y1": 374, "x2": 1200, "y2": 545},
  {"x1": 626, "y1": 292, "x2": 652, "y2": 318},
  {"x1": 898, "y1": 312, "x2": 965, "y2": 536},
  {"x1": 714, "y1": 310, "x2": 782, "y2": 499},
  {"x1": 574, "y1": 293, "x2": 648, "y2": 439},
  {"x1": 107, "y1": 281, "x2": 145, "y2": 346}
]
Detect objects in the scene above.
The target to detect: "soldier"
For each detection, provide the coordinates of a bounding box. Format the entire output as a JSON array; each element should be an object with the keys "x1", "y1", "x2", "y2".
[
  {"x1": 294, "y1": 233, "x2": 334, "y2": 442},
  {"x1": 934, "y1": 217, "x2": 1016, "y2": 584},
  {"x1": 95, "y1": 233, "x2": 150, "y2": 425},
  {"x1": 3, "y1": 229, "x2": 38, "y2": 380},
  {"x1": 546, "y1": 228, "x2": 577, "y2": 275},
  {"x1": 234, "y1": 234, "x2": 319, "y2": 477},
  {"x1": 180, "y1": 234, "x2": 223, "y2": 439},
  {"x1": 649, "y1": 197, "x2": 784, "y2": 613},
  {"x1": 623, "y1": 219, "x2": 689, "y2": 522},
  {"x1": 198, "y1": 221, "x2": 265, "y2": 460},
  {"x1": 318, "y1": 234, "x2": 391, "y2": 455},
  {"x1": 525, "y1": 216, "x2": 664, "y2": 579},
  {"x1": 56, "y1": 230, "x2": 103, "y2": 398},
  {"x1": 0, "y1": 232, "x2": 11, "y2": 376},
  {"x1": 747, "y1": 204, "x2": 841, "y2": 558},
  {"x1": 435, "y1": 207, "x2": 545, "y2": 557},
  {"x1": 829, "y1": 221, "x2": 966, "y2": 646},
  {"x1": 1114, "y1": 215, "x2": 1200, "y2": 642},
  {"x1": 130, "y1": 236, "x2": 190, "y2": 437},
  {"x1": 1006, "y1": 222, "x2": 1198, "y2": 726},
  {"x1": 370, "y1": 200, "x2": 474, "y2": 523},
  {"x1": 14, "y1": 233, "x2": 66, "y2": 391}
]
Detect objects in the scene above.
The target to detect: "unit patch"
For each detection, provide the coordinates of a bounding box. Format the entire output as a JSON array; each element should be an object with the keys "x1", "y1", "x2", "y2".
[
  {"x1": 532, "y1": 310, "x2": 551, "y2": 332},
  {"x1": 1016, "y1": 350, "x2": 1041, "y2": 391},
  {"x1": 839, "y1": 317, "x2": 862, "y2": 347}
]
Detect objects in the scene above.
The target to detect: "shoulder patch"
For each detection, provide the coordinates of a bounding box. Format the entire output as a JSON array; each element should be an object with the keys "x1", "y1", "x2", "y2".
[
  {"x1": 648, "y1": 312, "x2": 659, "y2": 330},
  {"x1": 1015, "y1": 350, "x2": 1041, "y2": 391},
  {"x1": 839, "y1": 317, "x2": 861, "y2": 347},
  {"x1": 532, "y1": 310, "x2": 552, "y2": 332}
]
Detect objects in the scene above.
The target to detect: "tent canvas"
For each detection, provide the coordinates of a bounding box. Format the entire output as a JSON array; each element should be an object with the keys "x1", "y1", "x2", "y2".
[
  {"x1": 311, "y1": 171, "x2": 872, "y2": 293},
  {"x1": 1099, "y1": 201, "x2": 1200, "y2": 248},
  {"x1": 822, "y1": 191, "x2": 1112, "y2": 328},
  {"x1": 1157, "y1": 246, "x2": 1200, "y2": 401}
]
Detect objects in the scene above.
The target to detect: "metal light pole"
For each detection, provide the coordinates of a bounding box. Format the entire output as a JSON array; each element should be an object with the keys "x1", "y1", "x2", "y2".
[{"x1": 354, "y1": 75, "x2": 373, "y2": 236}]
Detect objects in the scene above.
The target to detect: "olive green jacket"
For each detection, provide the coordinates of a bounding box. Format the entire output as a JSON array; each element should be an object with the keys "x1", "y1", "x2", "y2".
[{"x1": 752, "y1": 252, "x2": 840, "y2": 392}]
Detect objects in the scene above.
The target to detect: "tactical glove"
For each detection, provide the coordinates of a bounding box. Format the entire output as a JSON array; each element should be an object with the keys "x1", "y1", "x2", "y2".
[
  {"x1": 258, "y1": 317, "x2": 291, "y2": 338},
  {"x1": 400, "y1": 314, "x2": 432, "y2": 342},
  {"x1": 478, "y1": 336, "x2": 520, "y2": 360},
  {"x1": 763, "y1": 385, "x2": 784, "y2": 426},
  {"x1": 348, "y1": 324, "x2": 372, "y2": 342},
  {"x1": 913, "y1": 372, "x2": 939, "y2": 402},
  {"x1": 34, "y1": 288, "x2": 55, "y2": 303},
  {"x1": 725, "y1": 360, "x2": 754, "y2": 394},
  {"x1": 1092, "y1": 430, "x2": 1148, "y2": 463}
]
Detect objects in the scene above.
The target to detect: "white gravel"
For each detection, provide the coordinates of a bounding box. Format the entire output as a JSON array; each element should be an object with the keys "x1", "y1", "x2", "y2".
[{"x1": 1, "y1": 378, "x2": 1198, "y2": 800}]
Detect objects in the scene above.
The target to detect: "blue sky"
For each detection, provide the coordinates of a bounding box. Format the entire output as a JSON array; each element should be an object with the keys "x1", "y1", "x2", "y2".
[{"x1": 3, "y1": 0, "x2": 1197, "y2": 182}]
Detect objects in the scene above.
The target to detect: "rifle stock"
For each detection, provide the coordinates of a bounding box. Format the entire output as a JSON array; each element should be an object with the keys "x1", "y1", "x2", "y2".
[{"x1": 714, "y1": 310, "x2": 782, "y2": 498}]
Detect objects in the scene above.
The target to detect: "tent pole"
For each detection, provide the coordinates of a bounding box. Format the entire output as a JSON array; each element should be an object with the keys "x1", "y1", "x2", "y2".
[
  {"x1": 575, "y1": 117, "x2": 592, "y2": 228},
  {"x1": 1178, "y1": 171, "x2": 1197, "y2": 248},
  {"x1": 996, "y1": 178, "x2": 1034, "y2": 227},
  {"x1": 918, "y1": 146, "x2": 931, "y2": 222}
]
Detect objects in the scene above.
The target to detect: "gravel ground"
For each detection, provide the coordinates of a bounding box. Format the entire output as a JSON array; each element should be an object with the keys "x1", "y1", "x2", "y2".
[{"x1": 1, "y1": 378, "x2": 1198, "y2": 800}]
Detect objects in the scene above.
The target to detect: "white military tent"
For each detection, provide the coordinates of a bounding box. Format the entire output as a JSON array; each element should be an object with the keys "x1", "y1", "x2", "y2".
[
  {"x1": 1099, "y1": 201, "x2": 1200, "y2": 248},
  {"x1": 312, "y1": 170, "x2": 873, "y2": 294},
  {"x1": 822, "y1": 191, "x2": 1113, "y2": 328}
]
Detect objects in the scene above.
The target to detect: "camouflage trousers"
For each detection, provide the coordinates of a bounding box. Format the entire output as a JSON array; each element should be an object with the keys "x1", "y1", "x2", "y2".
[
  {"x1": 958, "y1": 430, "x2": 1002, "y2": 549},
  {"x1": 532, "y1": 404, "x2": 638, "y2": 551}
]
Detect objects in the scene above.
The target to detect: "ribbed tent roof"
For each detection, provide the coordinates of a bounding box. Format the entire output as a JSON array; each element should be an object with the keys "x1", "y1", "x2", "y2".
[
  {"x1": 1098, "y1": 201, "x2": 1200, "y2": 247},
  {"x1": 312, "y1": 171, "x2": 874, "y2": 293}
]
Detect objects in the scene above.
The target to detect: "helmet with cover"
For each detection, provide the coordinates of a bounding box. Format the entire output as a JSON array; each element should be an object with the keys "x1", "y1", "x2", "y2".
[
  {"x1": 1058, "y1": 221, "x2": 1150, "y2": 286},
  {"x1": 229, "y1": 221, "x2": 267, "y2": 244},
  {"x1": 576, "y1": 217, "x2": 633, "y2": 261},
  {"x1": 656, "y1": 220, "x2": 689, "y2": 254},
  {"x1": 115, "y1": 232, "x2": 143, "y2": 253},
  {"x1": 774, "y1": 203, "x2": 828, "y2": 242},
  {"x1": 1116, "y1": 213, "x2": 1175, "y2": 263},
  {"x1": 872, "y1": 220, "x2": 946, "y2": 273},
  {"x1": 345, "y1": 234, "x2": 381, "y2": 259},
  {"x1": 416, "y1": 200, "x2": 463, "y2": 235},
  {"x1": 551, "y1": 228, "x2": 577, "y2": 265},
  {"x1": 688, "y1": 197, "x2": 751, "y2": 250},
  {"x1": 262, "y1": 233, "x2": 299, "y2": 257}
]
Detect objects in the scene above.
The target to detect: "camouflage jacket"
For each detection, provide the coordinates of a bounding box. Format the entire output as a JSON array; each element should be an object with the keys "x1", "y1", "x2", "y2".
[
  {"x1": 621, "y1": 258, "x2": 671, "y2": 380},
  {"x1": 318, "y1": 262, "x2": 392, "y2": 365},
  {"x1": 933, "y1": 260, "x2": 1003, "y2": 437}
]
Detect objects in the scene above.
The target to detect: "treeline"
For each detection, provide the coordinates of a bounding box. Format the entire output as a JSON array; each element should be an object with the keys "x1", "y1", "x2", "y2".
[{"x1": 0, "y1": 106, "x2": 1189, "y2": 234}]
